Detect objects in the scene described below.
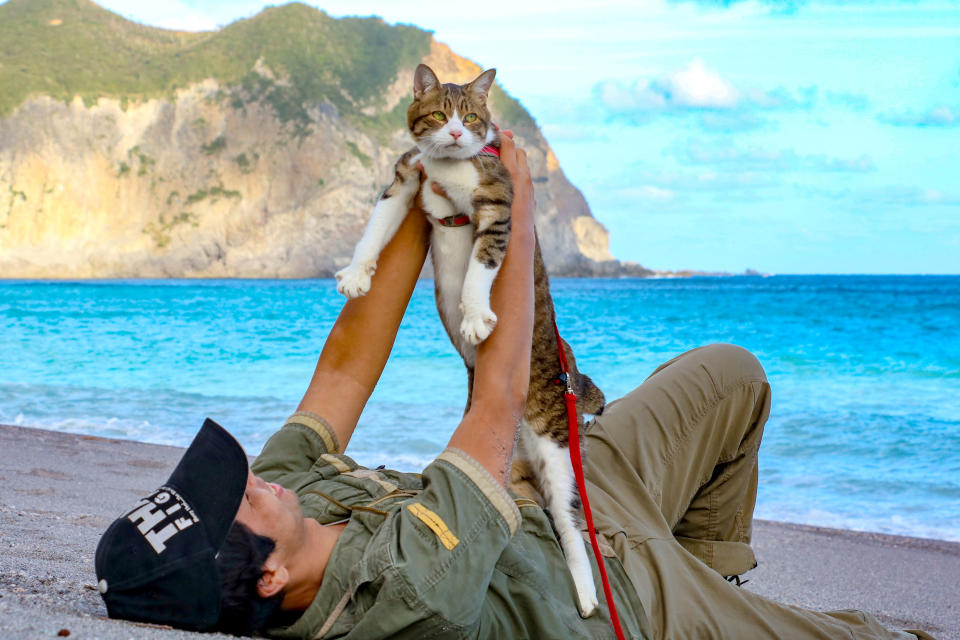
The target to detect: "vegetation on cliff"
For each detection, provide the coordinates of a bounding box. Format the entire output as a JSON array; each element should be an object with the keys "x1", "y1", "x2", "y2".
[
  {"x1": 0, "y1": 0, "x2": 430, "y2": 131},
  {"x1": 0, "y1": 0, "x2": 631, "y2": 278}
]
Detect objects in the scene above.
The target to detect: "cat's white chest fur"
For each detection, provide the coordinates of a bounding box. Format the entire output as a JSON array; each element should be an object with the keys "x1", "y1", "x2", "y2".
[
  {"x1": 419, "y1": 155, "x2": 480, "y2": 217},
  {"x1": 418, "y1": 154, "x2": 489, "y2": 363}
]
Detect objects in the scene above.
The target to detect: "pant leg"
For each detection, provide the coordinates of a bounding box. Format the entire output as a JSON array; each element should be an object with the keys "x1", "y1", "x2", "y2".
[
  {"x1": 611, "y1": 535, "x2": 918, "y2": 640},
  {"x1": 586, "y1": 343, "x2": 768, "y2": 576},
  {"x1": 584, "y1": 344, "x2": 924, "y2": 639}
]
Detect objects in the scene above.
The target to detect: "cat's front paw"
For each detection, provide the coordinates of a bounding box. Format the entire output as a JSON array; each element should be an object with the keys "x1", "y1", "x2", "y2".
[
  {"x1": 460, "y1": 307, "x2": 497, "y2": 345},
  {"x1": 335, "y1": 262, "x2": 375, "y2": 298}
]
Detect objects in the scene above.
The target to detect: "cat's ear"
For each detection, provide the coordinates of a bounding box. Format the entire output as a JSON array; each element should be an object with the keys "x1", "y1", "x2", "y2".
[
  {"x1": 467, "y1": 68, "x2": 497, "y2": 102},
  {"x1": 414, "y1": 64, "x2": 440, "y2": 100}
]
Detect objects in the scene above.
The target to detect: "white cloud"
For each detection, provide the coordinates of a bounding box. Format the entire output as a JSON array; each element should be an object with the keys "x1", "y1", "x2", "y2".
[
  {"x1": 598, "y1": 59, "x2": 740, "y2": 111},
  {"x1": 635, "y1": 185, "x2": 677, "y2": 201},
  {"x1": 617, "y1": 167, "x2": 779, "y2": 199},
  {"x1": 864, "y1": 186, "x2": 960, "y2": 206},
  {"x1": 678, "y1": 141, "x2": 876, "y2": 172},
  {"x1": 595, "y1": 58, "x2": 814, "y2": 121},
  {"x1": 809, "y1": 184, "x2": 960, "y2": 207},
  {"x1": 881, "y1": 105, "x2": 960, "y2": 127},
  {"x1": 667, "y1": 58, "x2": 741, "y2": 108},
  {"x1": 699, "y1": 111, "x2": 767, "y2": 131}
]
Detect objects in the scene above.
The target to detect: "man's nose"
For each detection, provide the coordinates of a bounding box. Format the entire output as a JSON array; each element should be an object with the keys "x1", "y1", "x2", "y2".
[{"x1": 449, "y1": 130, "x2": 462, "y2": 140}]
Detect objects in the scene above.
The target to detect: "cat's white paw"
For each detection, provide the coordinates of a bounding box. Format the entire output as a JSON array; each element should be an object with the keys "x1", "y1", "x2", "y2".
[
  {"x1": 335, "y1": 262, "x2": 375, "y2": 298},
  {"x1": 460, "y1": 307, "x2": 497, "y2": 345}
]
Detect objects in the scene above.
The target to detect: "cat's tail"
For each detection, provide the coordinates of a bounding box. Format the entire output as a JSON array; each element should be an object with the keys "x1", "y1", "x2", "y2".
[{"x1": 575, "y1": 373, "x2": 606, "y2": 416}]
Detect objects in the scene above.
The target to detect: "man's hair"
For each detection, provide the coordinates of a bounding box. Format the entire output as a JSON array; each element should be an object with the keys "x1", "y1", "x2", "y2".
[{"x1": 215, "y1": 521, "x2": 285, "y2": 636}]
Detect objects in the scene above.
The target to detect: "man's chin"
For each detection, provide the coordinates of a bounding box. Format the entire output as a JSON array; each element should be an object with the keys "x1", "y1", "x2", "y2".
[{"x1": 283, "y1": 489, "x2": 303, "y2": 514}]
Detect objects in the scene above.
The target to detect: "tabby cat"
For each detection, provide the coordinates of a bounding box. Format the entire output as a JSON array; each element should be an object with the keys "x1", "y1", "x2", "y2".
[{"x1": 335, "y1": 64, "x2": 606, "y2": 617}]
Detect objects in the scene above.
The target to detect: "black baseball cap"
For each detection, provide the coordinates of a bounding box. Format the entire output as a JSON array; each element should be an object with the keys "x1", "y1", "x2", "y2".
[{"x1": 94, "y1": 418, "x2": 249, "y2": 630}]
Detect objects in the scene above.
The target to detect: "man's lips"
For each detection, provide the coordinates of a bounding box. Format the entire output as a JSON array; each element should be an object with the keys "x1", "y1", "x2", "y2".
[{"x1": 269, "y1": 482, "x2": 284, "y2": 498}]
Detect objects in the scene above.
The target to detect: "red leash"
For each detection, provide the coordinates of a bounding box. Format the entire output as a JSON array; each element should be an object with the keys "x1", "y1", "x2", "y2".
[{"x1": 553, "y1": 319, "x2": 627, "y2": 640}]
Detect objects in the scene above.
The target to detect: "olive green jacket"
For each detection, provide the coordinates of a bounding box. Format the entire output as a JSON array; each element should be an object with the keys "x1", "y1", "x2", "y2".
[{"x1": 252, "y1": 412, "x2": 650, "y2": 640}]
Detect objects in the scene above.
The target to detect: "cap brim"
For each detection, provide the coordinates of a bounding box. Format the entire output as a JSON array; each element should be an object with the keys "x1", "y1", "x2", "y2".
[{"x1": 165, "y1": 418, "x2": 249, "y2": 550}]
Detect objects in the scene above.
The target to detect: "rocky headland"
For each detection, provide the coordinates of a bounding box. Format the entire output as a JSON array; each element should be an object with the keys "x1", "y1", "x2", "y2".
[{"x1": 0, "y1": 0, "x2": 651, "y2": 278}]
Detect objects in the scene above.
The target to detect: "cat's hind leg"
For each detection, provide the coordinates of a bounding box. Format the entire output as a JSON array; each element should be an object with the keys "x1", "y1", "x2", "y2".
[
  {"x1": 336, "y1": 149, "x2": 419, "y2": 298},
  {"x1": 518, "y1": 423, "x2": 599, "y2": 617}
]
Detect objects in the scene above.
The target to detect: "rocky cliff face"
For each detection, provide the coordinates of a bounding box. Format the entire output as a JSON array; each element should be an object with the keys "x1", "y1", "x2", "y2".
[{"x1": 0, "y1": 2, "x2": 646, "y2": 278}]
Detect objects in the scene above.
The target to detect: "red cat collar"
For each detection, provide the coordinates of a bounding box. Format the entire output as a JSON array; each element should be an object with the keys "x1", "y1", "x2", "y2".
[
  {"x1": 437, "y1": 215, "x2": 471, "y2": 227},
  {"x1": 478, "y1": 144, "x2": 500, "y2": 157}
]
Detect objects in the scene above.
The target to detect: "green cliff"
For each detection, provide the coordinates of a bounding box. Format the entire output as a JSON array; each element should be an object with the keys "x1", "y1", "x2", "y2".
[{"x1": 0, "y1": 0, "x2": 642, "y2": 277}]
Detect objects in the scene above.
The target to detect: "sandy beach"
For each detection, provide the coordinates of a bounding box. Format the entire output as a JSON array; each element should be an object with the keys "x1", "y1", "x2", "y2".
[{"x1": 1, "y1": 423, "x2": 956, "y2": 639}]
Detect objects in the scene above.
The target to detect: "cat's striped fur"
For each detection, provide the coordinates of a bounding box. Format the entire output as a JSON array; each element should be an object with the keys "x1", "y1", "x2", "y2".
[{"x1": 336, "y1": 64, "x2": 605, "y2": 617}]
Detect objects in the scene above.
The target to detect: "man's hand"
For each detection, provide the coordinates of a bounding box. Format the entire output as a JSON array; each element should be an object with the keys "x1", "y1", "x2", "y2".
[
  {"x1": 447, "y1": 131, "x2": 537, "y2": 487},
  {"x1": 499, "y1": 129, "x2": 536, "y2": 241},
  {"x1": 416, "y1": 160, "x2": 450, "y2": 201}
]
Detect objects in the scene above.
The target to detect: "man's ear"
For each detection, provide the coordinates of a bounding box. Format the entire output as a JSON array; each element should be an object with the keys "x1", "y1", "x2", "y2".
[{"x1": 256, "y1": 555, "x2": 289, "y2": 599}]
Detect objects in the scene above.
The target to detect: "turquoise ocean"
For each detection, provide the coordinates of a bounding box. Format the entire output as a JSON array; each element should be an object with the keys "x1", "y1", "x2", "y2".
[{"x1": 2, "y1": 276, "x2": 958, "y2": 541}]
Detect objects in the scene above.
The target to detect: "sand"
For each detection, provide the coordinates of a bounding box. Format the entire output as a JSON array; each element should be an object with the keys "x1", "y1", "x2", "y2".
[{"x1": 1, "y1": 424, "x2": 956, "y2": 639}]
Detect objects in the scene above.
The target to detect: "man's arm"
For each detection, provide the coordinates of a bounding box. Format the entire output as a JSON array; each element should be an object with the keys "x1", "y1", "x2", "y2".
[
  {"x1": 297, "y1": 206, "x2": 431, "y2": 451},
  {"x1": 356, "y1": 136, "x2": 534, "y2": 635},
  {"x1": 447, "y1": 131, "x2": 536, "y2": 487}
]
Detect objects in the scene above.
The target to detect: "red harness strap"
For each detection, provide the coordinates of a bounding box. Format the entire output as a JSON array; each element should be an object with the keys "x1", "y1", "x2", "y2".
[
  {"x1": 437, "y1": 214, "x2": 471, "y2": 227},
  {"x1": 553, "y1": 319, "x2": 628, "y2": 640},
  {"x1": 479, "y1": 144, "x2": 500, "y2": 157}
]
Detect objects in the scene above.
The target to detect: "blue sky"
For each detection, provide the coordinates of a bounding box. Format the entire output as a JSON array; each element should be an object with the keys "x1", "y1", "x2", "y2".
[{"x1": 90, "y1": 1, "x2": 960, "y2": 273}]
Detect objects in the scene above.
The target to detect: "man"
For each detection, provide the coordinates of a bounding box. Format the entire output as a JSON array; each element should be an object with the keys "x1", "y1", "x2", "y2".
[{"x1": 95, "y1": 133, "x2": 935, "y2": 639}]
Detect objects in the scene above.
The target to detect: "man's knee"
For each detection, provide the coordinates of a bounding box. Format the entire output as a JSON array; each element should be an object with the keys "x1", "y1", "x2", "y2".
[{"x1": 696, "y1": 344, "x2": 767, "y2": 389}]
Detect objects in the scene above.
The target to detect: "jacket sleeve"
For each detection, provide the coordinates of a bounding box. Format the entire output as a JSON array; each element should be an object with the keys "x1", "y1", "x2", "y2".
[
  {"x1": 251, "y1": 411, "x2": 340, "y2": 484},
  {"x1": 342, "y1": 447, "x2": 521, "y2": 639}
]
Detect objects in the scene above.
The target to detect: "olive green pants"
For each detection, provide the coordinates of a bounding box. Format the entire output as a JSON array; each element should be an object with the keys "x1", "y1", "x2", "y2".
[{"x1": 584, "y1": 343, "x2": 931, "y2": 640}]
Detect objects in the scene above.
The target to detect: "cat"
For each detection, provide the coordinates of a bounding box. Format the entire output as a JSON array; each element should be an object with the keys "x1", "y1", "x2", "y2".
[{"x1": 335, "y1": 64, "x2": 606, "y2": 617}]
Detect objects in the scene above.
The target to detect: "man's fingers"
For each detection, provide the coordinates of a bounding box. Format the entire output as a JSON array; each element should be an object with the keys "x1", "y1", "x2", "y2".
[
  {"x1": 515, "y1": 148, "x2": 530, "y2": 181},
  {"x1": 501, "y1": 129, "x2": 514, "y2": 140},
  {"x1": 499, "y1": 131, "x2": 518, "y2": 172},
  {"x1": 418, "y1": 160, "x2": 448, "y2": 198},
  {"x1": 416, "y1": 159, "x2": 450, "y2": 202}
]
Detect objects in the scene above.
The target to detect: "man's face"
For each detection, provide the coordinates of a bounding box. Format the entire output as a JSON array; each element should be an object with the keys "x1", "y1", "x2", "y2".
[{"x1": 234, "y1": 472, "x2": 307, "y2": 558}]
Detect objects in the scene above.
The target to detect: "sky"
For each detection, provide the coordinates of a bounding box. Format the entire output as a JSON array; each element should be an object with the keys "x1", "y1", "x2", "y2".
[{"x1": 80, "y1": 1, "x2": 960, "y2": 273}]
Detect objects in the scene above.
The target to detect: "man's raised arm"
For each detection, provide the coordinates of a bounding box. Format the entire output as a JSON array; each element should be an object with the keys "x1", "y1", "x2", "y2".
[
  {"x1": 297, "y1": 206, "x2": 431, "y2": 451},
  {"x1": 447, "y1": 131, "x2": 536, "y2": 487}
]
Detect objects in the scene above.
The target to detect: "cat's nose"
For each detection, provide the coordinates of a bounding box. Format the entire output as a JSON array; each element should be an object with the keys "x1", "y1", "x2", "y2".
[{"x1": 449, "y1": 130, "x2": 462, "y2": 140}]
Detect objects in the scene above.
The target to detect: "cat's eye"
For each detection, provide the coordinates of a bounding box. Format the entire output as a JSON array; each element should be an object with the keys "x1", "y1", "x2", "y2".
[
  {"x1": 432, "y1": 111, "x2": 446, "y2": 121},
  {"x1": 464, "y1": 113, "x2": 478, "y2": 123}
]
